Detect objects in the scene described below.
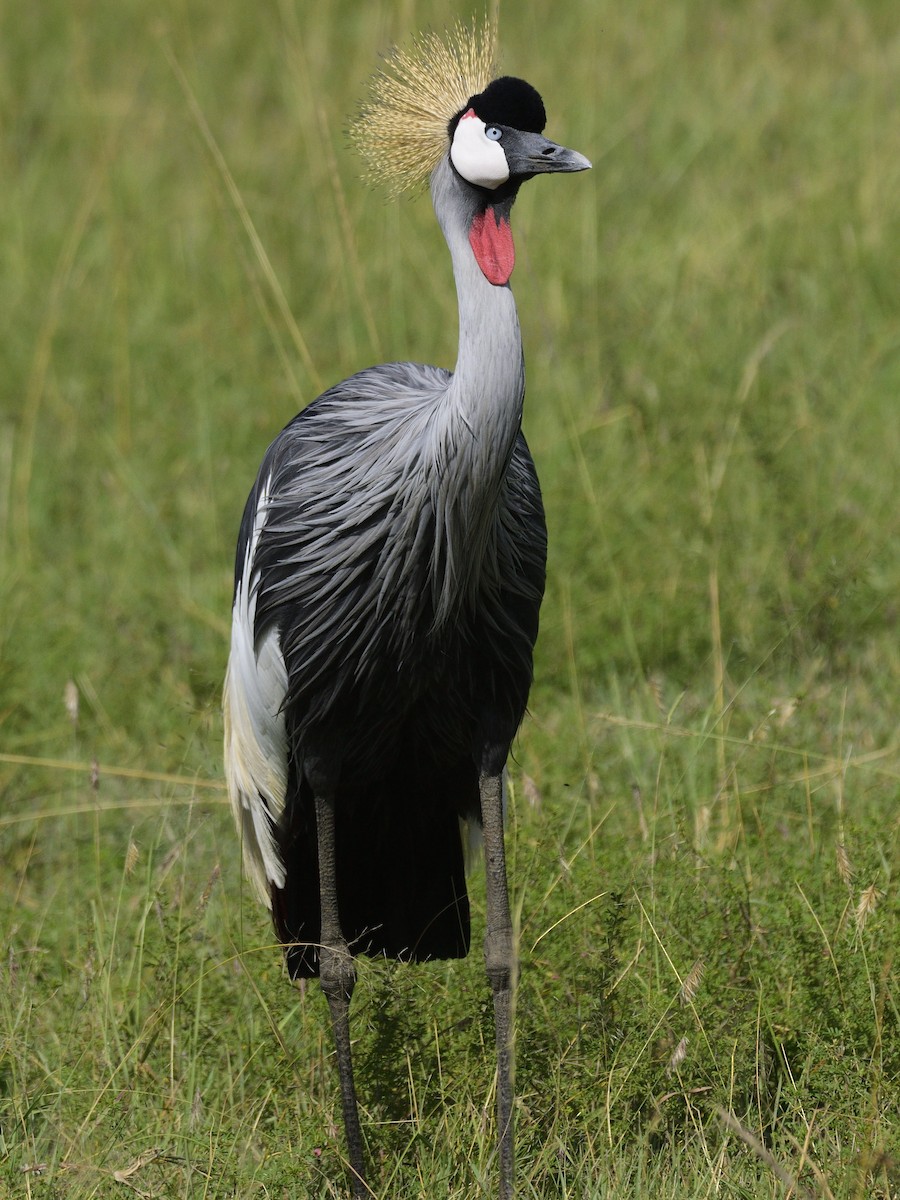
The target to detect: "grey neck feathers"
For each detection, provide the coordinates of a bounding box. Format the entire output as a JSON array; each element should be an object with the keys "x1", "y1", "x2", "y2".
[{"x1": 424, "y1": 157, "x2": 526, "y2": 624}]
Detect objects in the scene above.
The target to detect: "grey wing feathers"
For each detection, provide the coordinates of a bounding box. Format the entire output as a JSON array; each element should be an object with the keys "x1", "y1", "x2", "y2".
[
  {"x1": 250, "y1": 364, "x2": 454, "y2": 718},
  {"x1": 223, "y1": 362, "x2": 452, "y2": 900}
]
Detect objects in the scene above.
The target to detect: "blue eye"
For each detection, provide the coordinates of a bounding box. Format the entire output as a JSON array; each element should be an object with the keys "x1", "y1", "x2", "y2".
[{"x1": 485, "y1": 126, "x2": 502, "y2": 141}]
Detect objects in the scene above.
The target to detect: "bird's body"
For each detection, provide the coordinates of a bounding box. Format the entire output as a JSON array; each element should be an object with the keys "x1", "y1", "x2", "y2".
[
  {"x1": 224, "y1": 28, "x2": 588, "y2": 1198},
  {"x1": 226, "y1": 154, "x2": 546, "y2": 979}
]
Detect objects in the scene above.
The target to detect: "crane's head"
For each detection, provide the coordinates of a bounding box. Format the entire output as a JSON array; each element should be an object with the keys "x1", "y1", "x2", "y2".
[
  {"x1": 351, "y1": 20, "x2": 590, "y2": 284},
  {"x1": 445, "y1": 76, "x2": 590, "y2": 284},
  {"x1": 447, "y1": 76, "x2": 590, "y2": 191}
]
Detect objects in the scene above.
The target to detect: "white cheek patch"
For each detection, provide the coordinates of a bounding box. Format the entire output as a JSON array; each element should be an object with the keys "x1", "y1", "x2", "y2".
[{"x1": 450, "y1": 111, "x2": 510, "y2": 190}]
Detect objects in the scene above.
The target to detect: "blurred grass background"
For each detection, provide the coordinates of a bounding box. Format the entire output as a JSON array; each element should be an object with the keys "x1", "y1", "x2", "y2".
[{"x1": 1, "y1": 0, "x2": 898, "y2": 1196}]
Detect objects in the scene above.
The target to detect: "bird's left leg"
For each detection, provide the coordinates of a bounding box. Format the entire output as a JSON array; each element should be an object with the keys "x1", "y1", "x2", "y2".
[
  {"x1": 314, "y1": 790, "x2": 368, "y2": 1198},
  {"x1": 479, "y1": 766, "x2": 516, "y2": 1200}
]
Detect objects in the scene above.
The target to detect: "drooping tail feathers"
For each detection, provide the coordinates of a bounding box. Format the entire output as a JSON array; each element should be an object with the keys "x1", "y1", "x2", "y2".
[{"x1": 271, "y1": 757, "x2": 478, "y2": 978}]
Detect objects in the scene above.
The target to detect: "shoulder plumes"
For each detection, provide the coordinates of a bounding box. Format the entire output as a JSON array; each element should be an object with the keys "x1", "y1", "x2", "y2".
[{"x1": 350, "y1": 18, "x2": 498, "y2": 197}]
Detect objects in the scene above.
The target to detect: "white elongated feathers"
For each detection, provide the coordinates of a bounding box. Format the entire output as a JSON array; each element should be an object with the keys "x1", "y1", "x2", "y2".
[
  {"x1": 351, "y1": 18, "x2": 498, "y2": 196},
  {"x1": 223, "y1": 480, "x2": 289, "y2": 907}
]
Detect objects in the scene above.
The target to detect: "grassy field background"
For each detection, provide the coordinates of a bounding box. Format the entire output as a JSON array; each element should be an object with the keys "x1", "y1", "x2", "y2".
[{"x1": 2, "y1": 0, "x2": 898, "y2": 1196}]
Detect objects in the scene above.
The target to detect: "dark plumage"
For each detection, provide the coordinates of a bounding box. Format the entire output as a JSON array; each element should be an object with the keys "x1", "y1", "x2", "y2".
[{"x1": 234, "y1": 366, "x2": 545, "y2": 977}]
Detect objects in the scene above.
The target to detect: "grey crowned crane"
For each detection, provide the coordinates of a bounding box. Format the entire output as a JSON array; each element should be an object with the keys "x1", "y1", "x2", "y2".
[{"x1": 223, "y1": 22, "x2": 590, "y2": 1199}]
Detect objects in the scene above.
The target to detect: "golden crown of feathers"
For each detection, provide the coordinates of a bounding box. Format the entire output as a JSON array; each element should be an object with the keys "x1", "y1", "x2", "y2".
[{"x1": 351, "y1": 19, "x2": 498, "y2": 196}]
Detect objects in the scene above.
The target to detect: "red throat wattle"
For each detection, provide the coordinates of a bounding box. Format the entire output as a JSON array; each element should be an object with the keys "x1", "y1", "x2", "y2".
[{"x1": 469, "y1": 207, "x2": 515, "y2": 286}]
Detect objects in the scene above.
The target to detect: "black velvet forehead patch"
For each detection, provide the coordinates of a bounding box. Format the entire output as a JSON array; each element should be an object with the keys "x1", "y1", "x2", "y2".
[{"x1": 451, "y1": 76, "x2": 547, "y2": 135}]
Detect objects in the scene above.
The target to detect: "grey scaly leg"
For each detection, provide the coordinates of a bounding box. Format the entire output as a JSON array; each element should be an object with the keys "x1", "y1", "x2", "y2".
[
  {"x1": 479, "y1": 769, "x2": 515, "y2": 1200},
  {"x1": 314, "y1": 793, "x2": 368, "y2": 1198}
]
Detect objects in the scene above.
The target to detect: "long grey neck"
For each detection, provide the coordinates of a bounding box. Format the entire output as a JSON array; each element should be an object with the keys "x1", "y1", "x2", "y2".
[
  {"x1": 423, "y1": 158, "x2": 526, "y2": 621},
  {"x1": 432, "y1": 157, "x2": 525, "y2": 461}
]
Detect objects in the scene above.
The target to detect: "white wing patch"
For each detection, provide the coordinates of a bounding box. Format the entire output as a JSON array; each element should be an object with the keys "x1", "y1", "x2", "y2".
[{"x1": 223, "y1": 478, "x2": 289, "y2": 907}]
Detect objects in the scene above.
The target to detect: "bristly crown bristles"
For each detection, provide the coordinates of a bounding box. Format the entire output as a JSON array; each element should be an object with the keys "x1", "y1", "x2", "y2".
[{"x1": 351, "y1": 18, "x2": 498, "y2": 197}]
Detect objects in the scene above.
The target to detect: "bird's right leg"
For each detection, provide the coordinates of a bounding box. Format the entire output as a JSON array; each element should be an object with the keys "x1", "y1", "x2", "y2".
[
  {"x1": 479, "y1": 767, "x2": 516, "y2": 1200},
  {"x1": 314, "y1": 790, "x2": 368, "y2": 1198}
]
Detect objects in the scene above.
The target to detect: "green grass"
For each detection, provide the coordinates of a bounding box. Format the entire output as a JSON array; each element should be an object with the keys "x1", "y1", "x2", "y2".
[{"x1": 2, "y1": 0, "x2": 898, "y2": 1196}]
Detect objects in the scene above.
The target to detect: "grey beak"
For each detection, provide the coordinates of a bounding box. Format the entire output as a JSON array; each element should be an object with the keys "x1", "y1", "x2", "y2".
[{"x1": 502, "y1": 129, "x2": 592, "y2": 178}]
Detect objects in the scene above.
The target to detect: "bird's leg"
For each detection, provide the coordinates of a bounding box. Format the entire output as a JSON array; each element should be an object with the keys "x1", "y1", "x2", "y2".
[
  {"x1": 314, "y1": 792, "x2": 368, "y2": 1198},
  {"x1": 479, "y1": 769, "x2": 516, "y2": 1200}
]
